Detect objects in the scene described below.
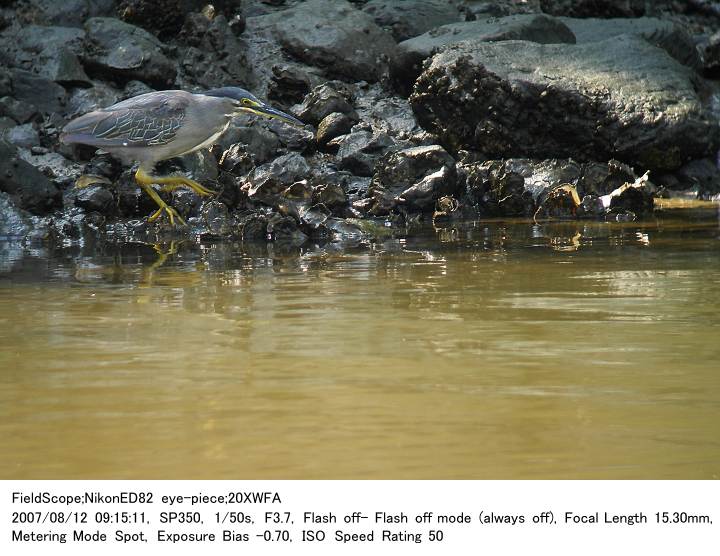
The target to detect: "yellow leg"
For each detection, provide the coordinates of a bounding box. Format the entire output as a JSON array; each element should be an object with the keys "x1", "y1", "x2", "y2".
[
  {"x1": 134, "y1": 167, "x2": 215, "y2": 196},
  {"x1": 135, "y1": 168, "x2": 187, "y2": 226}
]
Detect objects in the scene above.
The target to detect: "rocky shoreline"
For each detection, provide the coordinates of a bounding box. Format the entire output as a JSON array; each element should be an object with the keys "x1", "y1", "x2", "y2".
[{"x1": 0, "y1": 0, "x2": 719, "y2": 243}]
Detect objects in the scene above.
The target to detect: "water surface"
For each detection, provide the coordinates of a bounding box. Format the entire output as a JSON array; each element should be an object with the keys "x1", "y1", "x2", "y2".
[{"x1": 1, "y1": 218, "x2": 719, "y2": 479}]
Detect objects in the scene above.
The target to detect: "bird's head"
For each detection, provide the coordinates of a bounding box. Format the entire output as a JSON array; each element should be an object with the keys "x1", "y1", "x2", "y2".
[{"x1": 203, "y1": 87, "x2": 303, "y2": 126}]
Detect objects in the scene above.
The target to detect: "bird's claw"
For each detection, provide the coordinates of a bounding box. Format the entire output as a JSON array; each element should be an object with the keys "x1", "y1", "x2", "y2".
[{"x1": 148, "y1": 204, "x2": 186, "y2": 227}]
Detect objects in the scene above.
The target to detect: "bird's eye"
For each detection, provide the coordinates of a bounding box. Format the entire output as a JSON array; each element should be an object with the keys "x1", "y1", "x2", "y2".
[{"x1": 242, "y1": 98, "x2": 253, "y2": 106}]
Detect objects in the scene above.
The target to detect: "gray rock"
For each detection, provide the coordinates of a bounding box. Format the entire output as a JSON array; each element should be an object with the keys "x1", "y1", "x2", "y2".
[
  {"x1": 0, "y1": 97, "x2": 36, "y2": 124},
  {"x1": 84, "y1": 17, "x2": 177, "y2": 87},
  {"x1": 370, "y1": 145, "x2": 457, "y2": 213},
  {"x1": 411, "y1": 36, "x2": 719, "y2": 172},
  {"x1": 4, "y1": 69, "x2": 67, "y2": 115},
  {"x1": 177, "y1": 14, "x2": 253, "y2": 89},
  {"x1": 292, "y1": 84, "x2": 358, "y2": 126},
  {"x1": 353, "y1": 84, "x2": 420, "y2": 138},
  {"x1": 249, "y1": 0, "x2": 397, "y2": 82},
  {"x1": 67, "y1": 83, "x2": 121, "y2": 116},
  {"x1": 362, "y1": 0, "x2": 464, "y2": 41},
  {"x1": 0, "y1": 140, "x2": 61, "y2": 214},
  {"x1": 219, "y1": 144, "x2": 255, "y2": 176},
  {"x1": 217, "y1": 123, "x2": 281, "y2": 163},
  {"x1": 559, "y1": 17, "x2": 702, "y2": 70},
  {"x1": 75, "y1": 185, "x2": 115, "y2": 215},
  {"x1": 2, "y1": 124, "x2": 39, "y2": 148},
  {"x1": 247, "y1": 152, "x2": 310, "y2": 199},
  {"x1": 392, "y1": 14, "x2": 576, "y2": 91},
  {"x1": 332, "y1": 131, "x2": 397, "y2": 177},
  {"x1": 317, "y1": 112, "x2": 355, "y2": 147},
  {"x1": 16, "y1": 150, "x2": 83, "y2": 188},
  {"x1": 17, "y1": 0, "x2": 117, "y2": 27}
]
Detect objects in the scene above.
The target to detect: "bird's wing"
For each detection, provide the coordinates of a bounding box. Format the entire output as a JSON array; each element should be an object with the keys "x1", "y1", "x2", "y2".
[{"x1": 62, "y1": 91, "x2": 190, "y2": 148}]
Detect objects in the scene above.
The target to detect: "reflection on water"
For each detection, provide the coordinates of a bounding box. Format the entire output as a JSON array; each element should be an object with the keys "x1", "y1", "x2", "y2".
[{"x1": 1, "y1": 219, "x2": 719, "y2": 479}]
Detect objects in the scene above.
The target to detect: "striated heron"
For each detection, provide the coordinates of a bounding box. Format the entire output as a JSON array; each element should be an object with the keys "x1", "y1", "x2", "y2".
[{"x1": 61, "y1": 87, "x2": 303, "y2": 225}]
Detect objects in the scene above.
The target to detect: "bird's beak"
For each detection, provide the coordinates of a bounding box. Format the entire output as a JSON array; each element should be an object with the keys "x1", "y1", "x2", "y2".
[{"x1": 242, "y1": 103, "x2": 304, "y2": 127}]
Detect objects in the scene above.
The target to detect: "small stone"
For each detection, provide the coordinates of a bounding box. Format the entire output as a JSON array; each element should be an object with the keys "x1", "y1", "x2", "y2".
[
  {"x1": 75, "y1": 185, "x2": 115, "y2": 215},
  {"x1": 3, "y1": 124, "x2": 39, "y2": 149},
  {"x1": 317, "y1": 112, "x2": 355, "y2": 147}
]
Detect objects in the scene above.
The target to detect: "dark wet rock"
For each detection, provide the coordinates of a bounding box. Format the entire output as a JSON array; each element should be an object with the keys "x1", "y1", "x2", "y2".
[
  {"x1": 267, "y1": 212, "x2": 306, "y2": 242},
  {"x1": 462, "y1": 158, "x2": 643, "y2": 217},
  {"x1": 267, "y1": 64, "x2": 322, "y2": 106},
  {"x1": 202, "y1": 199, "x2": 232, "y2": 237},
  {"x1": 85, "y1": 152, "x2": 124, "y2": 181},
  {"x1": 411, "y1": 36, "x2": 720, "y2": 172},
  {"x1": 219, "y1": 144, "x2": 256, "y2": 176},
  {"x1": 362, "y1": 0, "x2": 464, "y2": 41},
  {"x1": 0, "y1": 117, "x2": 14, "y2": 131},
  {"x1": 675, "y1": 158, "x2": 720, "y2": 195},
  {"x1": 266, "y1": 119, "x2": 316, "y2": 154},
  {"x1": 14, "y1": 0, "x2": 116, "y2": 27},
  {"x1": 370, "y1": 145, "x2": 457, "y2": 214},
  {"x1": 391, "y1": 14, "x2": 575, "y2": 93},
  {"x1": 353, "y1": 84, "x2": 420, "y2": 139},
  {"x1": 292, "y1": 84, "x2": 358, "y2": 127},
  {"x1": 316, "y1": 112, "x2": 355, "y2": 147},
  {"x1": 16, "y1": 150, "x2": 83, "y2": 188},
  {"x1": 0, "y1": 191, "x2": 32, "y2": 239},
  {"x1": 540, "y1": 0, "x2": 647, "y2": 17},
  {"x1": 236, "y1": 211, "x2": 269, "y2": 240},
  {"x1": 67, "y1": 83, "x2": 121, "y2": 116},
  {"x1": 0, "y1": 140, "x2": 61, "y2": 214},
  {"x1": 0, "y1": 25, "x2": 91, "y2": 86},
  {"x1": 218, "y1": 123, "x2": 280, "y2": 164},
  {"x1": 249, "y1": 0, "x2": 397, "y2": 82},
  {"x1": 75, "y1": 185, "x2": 115, "y2": 215},
  {"x1": 118, "y1": 0, "x2": 233, "y2": 38},
  {"x1": 83, "y1": 17, "x2": 177, "y2": 87},
  {"x1": 177, "y1": 14, "x2": 253, "y2": 89},
  {"x1": 3, "y1": 69, "x2": 67, "y2": 116},
  {"x1": 704, "y1": 31, "x2": 720, "y2": 75},
  {"x1": 0, "y1": 96, "x2": 36, "y2": 124},
  {"x1": 2, "y1": 124, "x2": 39, "y2": 148},
  {"x1": 247, "y1": 152, "x2": 310, "y2": 200},
  {"x1": 312, "y1": 182, "x2": 347, "y2": 210},
  {"x1": 331, "y1": 131, "x2": 397, "y2": 177}
]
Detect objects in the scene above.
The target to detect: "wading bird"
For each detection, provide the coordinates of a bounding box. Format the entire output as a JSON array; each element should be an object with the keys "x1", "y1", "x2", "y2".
[{"x1": 61, "y1": 87, "x2": 303, "y2": 225}]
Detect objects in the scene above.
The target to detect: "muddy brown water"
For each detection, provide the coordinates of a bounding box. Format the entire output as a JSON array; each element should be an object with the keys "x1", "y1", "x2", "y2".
[{"x1": 1, "y1": 217, "x2": 719, "y2": 479}]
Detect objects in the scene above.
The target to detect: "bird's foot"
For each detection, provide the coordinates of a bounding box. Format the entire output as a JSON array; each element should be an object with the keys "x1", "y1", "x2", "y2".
[
  {"x1": 160, "y1": 177, "x2": 215, "y2": 197},
  {"x1": 148, "y1": 203, "x2": 186, "y2": 227}
]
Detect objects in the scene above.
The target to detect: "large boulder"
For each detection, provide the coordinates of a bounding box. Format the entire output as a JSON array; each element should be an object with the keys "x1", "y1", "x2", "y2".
[
  {"x1": 0, "y1": 68, "x2": 67, "y2": 118},
  {"x1": 410, "y1": 36, "x2": 719, "y2": 172},
  {"x1": 362, "y1": 0, "x2": 464, "y2": 41},
  {"x1": 559, "y1": 17, "x2": 701, "y2": 70},
  {"x1": 391, "y1": 14, "x2": 576, "y2": 92},
  {"x1": 83, "y1": 17, "x2": 177, "y2": 87},
  {"x1": 0, "y1": 141, "x2": 62, "y2": 214},
  {"x1": 0, "y1": 25, "x2": 91, "y2": 86},
  {"x1": 248, "y1": 0, "x2": 397, "y2": 82}
]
